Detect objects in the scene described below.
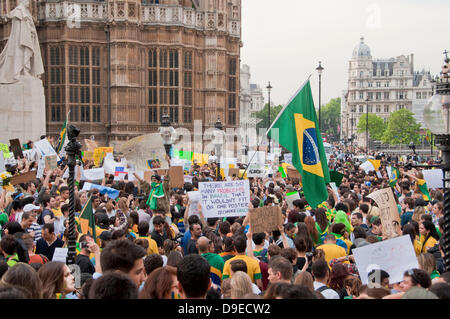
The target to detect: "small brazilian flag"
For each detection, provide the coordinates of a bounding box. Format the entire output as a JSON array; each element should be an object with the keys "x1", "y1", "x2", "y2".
[
  {"x1": 388, "y1": 166, "x2": 400, "y2": 188},
  {"x1": 56, "y1": 110, "x2": 70, "y2": 154},
  {"x1": 267, "y1": 79, "x2": 330, "y2": 208},
  {"x1": 77, "y1": 196, "x2": 96, "y2": 242}
]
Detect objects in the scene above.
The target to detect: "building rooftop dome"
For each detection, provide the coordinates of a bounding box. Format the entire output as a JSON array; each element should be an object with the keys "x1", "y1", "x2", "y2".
[{"x1": 352, "y1": 36, "x2": 371, "y2": 58}]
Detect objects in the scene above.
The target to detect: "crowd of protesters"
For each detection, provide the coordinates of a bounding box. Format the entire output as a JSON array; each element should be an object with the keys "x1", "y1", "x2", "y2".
[{"x1": 0, "y1": 138, "x2": 449, "y2": 300}]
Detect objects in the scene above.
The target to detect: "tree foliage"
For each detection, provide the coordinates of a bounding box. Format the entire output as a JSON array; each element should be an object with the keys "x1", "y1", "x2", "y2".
[
  {"x1": 319, "y1": 97, "x2": 341, "y2": 139},
  {"x1": 255, "y1": 103, "x2": 284, "y2": 130},
  {"x1": 382, "y1": 109, "x2": 421, "y2": 145},
  {"x1": 357, "y1": 113, "x2": 387, "y2": 141}
]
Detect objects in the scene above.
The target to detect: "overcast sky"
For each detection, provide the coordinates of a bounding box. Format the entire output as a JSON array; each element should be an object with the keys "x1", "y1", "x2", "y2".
[{"x1": 241, "y1": 0, "x2": 449, "y2": 108}]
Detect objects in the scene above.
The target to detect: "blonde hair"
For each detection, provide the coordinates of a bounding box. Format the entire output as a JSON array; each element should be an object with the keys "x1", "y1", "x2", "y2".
[
  {"x1": 417, "y1": 253, "x2": 436, "y2": 275},
  {"x1": 412, "y1": 206, "x2": 426, "y2": 223},
  {"x1": 230, "y1": 271, "x2": 253, "y2": 299},
  {"x1": 118, "y1": 197, "x2": 129, "y2": 214},
  {"x1": 221, "y1": 278, "x2": 232, "y2": 299}
]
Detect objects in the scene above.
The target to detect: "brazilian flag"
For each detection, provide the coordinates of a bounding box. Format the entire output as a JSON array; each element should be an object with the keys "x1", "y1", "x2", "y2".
[
  {"x1": 56, "y1": 110, "x2": 70, "y2": 154},
  {"x1": 388, "y1": 166, "x2": 400, "y2": 188},
  {"x1": 267, "y1": 79, "x2": 330, "y2": 208},
  {"x1": 77, "y1": 196, "x2": 96, "y2": 242}
]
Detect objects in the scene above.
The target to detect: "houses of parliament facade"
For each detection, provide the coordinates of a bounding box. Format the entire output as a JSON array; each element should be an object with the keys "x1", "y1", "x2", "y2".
[{"x1": 0, "y1": 0, "x2": 242, "y2": 147}]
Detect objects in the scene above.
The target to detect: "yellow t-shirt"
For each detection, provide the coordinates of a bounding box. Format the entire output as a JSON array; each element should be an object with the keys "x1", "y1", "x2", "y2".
[
  {"x1": 419, "y1": 235, "x2": 438, "y2": 253},
  {"x1": 52, "y1": 207, "x2": 63, "y2": 217},
  {"x1": 413, "y1": 239, "x2": 423, "y2": 256},
  {"x1": 222, "y1": 255, "x2": 262, "y2": 283},
  {"x1": 137, "y1": 235, "x2": 159, "y2": 255},
  {"x1": 316, "y1": 243, "x2": 347, "y2": 264}
]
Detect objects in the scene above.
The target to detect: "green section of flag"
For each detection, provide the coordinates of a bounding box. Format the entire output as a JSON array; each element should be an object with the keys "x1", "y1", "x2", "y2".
[
  {"x1": 174, "y1": 149, "x2": 193, "y2": 161},
  {"x1": 77, "y1": 196, "x2": 96, "y2": 242},
  {"x1": 267, "y1": 80, "x2": 329, "y2": 208},
  {"x1": 330, "y1": 170, "x2": 344, "y2": 187},
  {"x1": 278, "y1": 166, "x2": 287, "y2": 178}
]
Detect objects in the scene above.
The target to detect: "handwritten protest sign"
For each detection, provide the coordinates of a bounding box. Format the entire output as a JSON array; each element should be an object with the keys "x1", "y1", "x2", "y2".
[
  {"x1": 367, "y1": 188, "x2": 401, "y2": 239},
  {"x1": 52, "y1": 248, "x2": 68, "y2": 263},
  {"x1": 83, "y1": 151, "x2": 94, "y2": 162},
  {"x1": 82, "y1": 168, "x2": 105, "y2": 181},
  {"x1": 115, "y1": 133, "x2": 168, "y2": 171},
  {"x1": 93, "y1": 147, "x2": 113, "y2": 167},
  {"x1": 199, "y1": 180, "x2": 250, "y2": 218},
  {"x1": 34, "y1": 139, "x2": 58, "y2": 158},
  {"x1": 228, "y1": 168, "x2": 240, "y2": 177},
  {"x1": 45, "y1": 155, "x2": 58, "y2": 171},
  {"x1": 353, "y1": 235, "x2": 419, "y2": 285},
  {"x1": 249, "y1": 206, "x2": 283, "y2": 234},
  {"x1": 247, "y1": 164, "x2": 265, "y2": 178},
  {"x1": 422, "y1": 169, "x2": 443, "y2": 189}
]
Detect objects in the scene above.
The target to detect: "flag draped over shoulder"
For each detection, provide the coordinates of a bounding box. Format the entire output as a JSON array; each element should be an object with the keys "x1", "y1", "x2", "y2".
[
  {"x1": 267, "y1": 79, "x2": 330, "y2": 208},
  {"x1": 77, "y1": 196, "x2": 96, "y2": 241},
  {"x1": 57, "y1": 111, "x2": 70, "y2": 155}
]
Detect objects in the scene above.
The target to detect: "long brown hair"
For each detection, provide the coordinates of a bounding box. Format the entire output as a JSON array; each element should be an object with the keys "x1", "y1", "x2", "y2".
[
  {"x1": 0, "y1": 263, "x2": 42, "y2": 299},
  {"x1": 38, "y1": 262, "x2": 66, "y2": 299},
  {"x1": 304, "y1": 216, "x2": 319, "y2": 244},
  {"x1": 139, "y1": 266, "x2": 177, "y2": 299}
]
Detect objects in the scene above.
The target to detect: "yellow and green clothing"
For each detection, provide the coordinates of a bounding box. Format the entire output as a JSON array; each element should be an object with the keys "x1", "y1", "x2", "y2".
[
  {"x1": 419, "y1": 235, "x2": 438, "y2": 253},
  {"x1": 413, "y1": 238, "x2": 423, "y2": 256},
  {"x1": 6, "y1": 254, "x2": 19, "y2": 267},
  {"x1": 222, "y1": 255, "x2": 262, "y2": 284},
  {"x1": 202, "y1": 252, "x2": 225, "y2": 286},
  {"x1": 316, "y1": 243, "x2": 347, "y2": 265},
  {"x1": 219, "y1": 251, "x2": 236, "y2": 263},
  {"x1": 315, "y1": 222, "x2": 329, "y2": 245},
  {"x1": 430, "y1": 270, "x2": 440, "y2": 280}
]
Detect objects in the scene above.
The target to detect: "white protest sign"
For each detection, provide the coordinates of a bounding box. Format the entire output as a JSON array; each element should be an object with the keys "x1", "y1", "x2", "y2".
[
  {"x1": 82, "y1": 168, "x2": 105, "y2": 181},
  {"x1": 36, "y1": 157, "x2": 45, "y2": 179},
  {"x1": 353, "y1": 235, "x2": 419, "y2": 285},
  {"x1": 184, "y1": 176, "x2": 193, "y2": 184},
  {"x1": 360, "y1": 160, "x2": 375, "y2": 173},
  {"x1": 286, "y1": 191, "x2": 300, "y2": 209},
  {"x1": 247, "y1": 164, "x2": 266, "y2": 178},
  {"x1": 330, "y1": 182, "x2": 340, "y2": 201},
  {"x1": 284, "y1": 153, "x2": 292, "y2": 165},
  {"x1": 34, "y1": 139, "x2": 58, "y2": 158},
  {"x1": 187, "y1": 191, "x2": 201, "y2": 215},
  {"x1": 199, "y1": 179, "x2": 250, "y2": 218},
  {"x1": 52, "y1": 248, "x2": 68, "y2": 263},
  {"x1": 63, "y1": 165, "x2": 83, "y2": 179},
  {"x1": 422, "y1": 169, "x2": 443, "y2": 189}
]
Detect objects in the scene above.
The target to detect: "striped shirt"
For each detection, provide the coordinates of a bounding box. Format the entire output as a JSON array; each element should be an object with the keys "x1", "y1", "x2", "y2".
[{"x1": 27, "y1": 223, "x2": 42, "y2": 243}]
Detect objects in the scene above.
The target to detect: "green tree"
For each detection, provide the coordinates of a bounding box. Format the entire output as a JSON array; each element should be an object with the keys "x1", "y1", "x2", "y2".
[
  {"x1": 320, "y1": 97, "x2": 341, "y2": 139},
  {"x1": 255, "y1": 103, "x2": 283, "y2": 130},
  {"x1": 357, "y1": 113, "x2": 387, "y2": 141},
  {"x1": 382, "y1": 109, "x2": 421, "y2": 145}
]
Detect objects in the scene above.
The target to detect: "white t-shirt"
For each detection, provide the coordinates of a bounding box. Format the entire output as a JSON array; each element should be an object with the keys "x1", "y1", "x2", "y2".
[{"x1": 313, "y1": 281, "x2": 340, "y2": 299}]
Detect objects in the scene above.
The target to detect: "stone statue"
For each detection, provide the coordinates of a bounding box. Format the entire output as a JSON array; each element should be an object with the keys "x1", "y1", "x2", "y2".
[{"x1": 0, "y1": 0, "x2": 44, "y2": 84}]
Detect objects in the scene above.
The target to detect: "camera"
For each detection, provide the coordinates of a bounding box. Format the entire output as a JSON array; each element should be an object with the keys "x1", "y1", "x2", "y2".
[
  {"x1": 80, "y1": 241, "x2": 89, "y2": 249},
  {"x1": 306, "y1": 252, "x2": 313, "y2": 262}
]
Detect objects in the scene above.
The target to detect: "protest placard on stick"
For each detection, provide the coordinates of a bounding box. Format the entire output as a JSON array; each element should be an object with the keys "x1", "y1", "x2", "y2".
[
  {"x1": 11, "y1": 171, "x2": 36, "y2": 185},
  {"x1": 45, "y1": 155, "x2": 58, "y2": 171},
  {"x1": 169, "y1": 166, "x2": 184, "y2": 188},
  {"x1": 9, "y1": 139, "x2": 23, "y2": 159},
  {"x1": 249, "y1": 206, "x2": 283, "y2": 234}
]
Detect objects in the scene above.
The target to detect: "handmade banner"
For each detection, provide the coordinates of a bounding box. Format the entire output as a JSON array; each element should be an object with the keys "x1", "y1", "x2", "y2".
[
  {"x1": 367, "y1": 188, "x2": 401, "y2": 239},
  {"x1": 199, "y1": 180, "x2": 250, "y2": 218},
  {"x1": 249, "y1": 206, "x2": 283, "y2": 234},
  {"x1": 353, "y1": 235, "x2": 419, "y2": 285},
  {"x1": 169, "y1": 166, "x2": 184, "y2": 188},
  {"x1": 247, "y1": 164, "x2": 266, "y2": 178}
]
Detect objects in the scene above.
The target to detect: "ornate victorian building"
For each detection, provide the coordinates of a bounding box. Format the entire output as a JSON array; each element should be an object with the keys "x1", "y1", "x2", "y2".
[
  {"x1": 340, "y1": 37, "x2": 432, "y2": 145},
  {"x1": 0, "y1": 0, "x2": 242, "y2": 147}
]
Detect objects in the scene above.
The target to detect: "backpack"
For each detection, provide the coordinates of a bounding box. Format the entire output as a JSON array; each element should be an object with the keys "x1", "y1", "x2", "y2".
[{"x1": 316, "y1": 285, "x2": 333, "y2": 293}]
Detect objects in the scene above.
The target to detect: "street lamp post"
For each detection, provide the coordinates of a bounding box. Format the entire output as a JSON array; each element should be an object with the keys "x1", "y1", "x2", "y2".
[
  {"x1": 423, "y1": 50, "x2": 450, "y2": 271},
  {"x1": 159, "y1": 113, "x2": 175, "y2": 159},
  {"x1": 214, "y1": 118, "x2": 224, "y2": 181},
  {"x1": 316, "y1": 61, "x2": 324, "y2": 130},
  {"x1": 65, "y1": 125, "x2": 82, "y2": 265},
  {"x1": 266, "y1": 82, "x2": 272, "y2": 153},
  {"x1": 366, "y1": 96, "x2": 370, "y2": 154}
]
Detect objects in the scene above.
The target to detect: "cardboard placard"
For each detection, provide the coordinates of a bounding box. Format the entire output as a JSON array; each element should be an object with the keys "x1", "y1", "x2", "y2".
[
  {"x1": 157, "y1": 169, "x2": 168, "y2": 176},
  {"x1": 249, "y1": 206, "x2": 283, "y2": 234},
  {"x1": 9, "y1": 139, "x2": 23, "y2": 159},
  {"x1": 169, "y1": 166, "x2": 184, "y2": 188},
  {"x1": 228, "y1": 168, "x2": 240, "y2": 177},
  {"x1": 286, "y1": 166, "x2": 301, "y2": 180},
  {"x1": 11, "y1": 171, "x2": 37, "y2": 185},
  {"x1": 367, "y1": 188, "x2": 401, "y2": 239},
  {"x1": 45, "y1": 155, "x2": 58, "y2": 170}
]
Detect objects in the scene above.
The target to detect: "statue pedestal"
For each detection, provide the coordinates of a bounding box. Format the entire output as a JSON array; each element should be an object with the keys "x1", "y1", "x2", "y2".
[{"x1": 0, "y1": 76, "x2": 46, "y2": 144}]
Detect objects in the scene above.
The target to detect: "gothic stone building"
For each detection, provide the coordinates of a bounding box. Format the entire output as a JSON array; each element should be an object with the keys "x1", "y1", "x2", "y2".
[{"x1": 0, "y1": 0, "x2": 242, "y2": 147}]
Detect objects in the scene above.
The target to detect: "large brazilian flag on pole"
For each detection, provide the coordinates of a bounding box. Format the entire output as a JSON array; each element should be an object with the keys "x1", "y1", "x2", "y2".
[{"x1": 267, "y1": 78, "x2": 330, "y2": 208}]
